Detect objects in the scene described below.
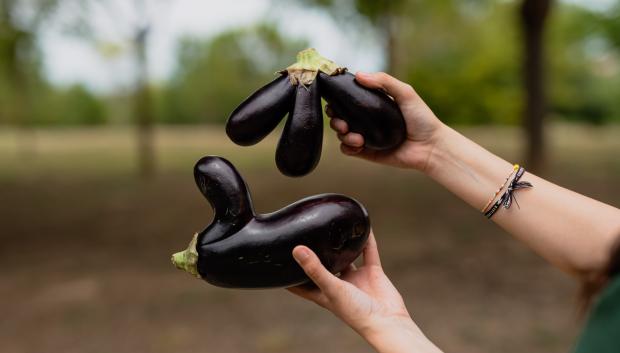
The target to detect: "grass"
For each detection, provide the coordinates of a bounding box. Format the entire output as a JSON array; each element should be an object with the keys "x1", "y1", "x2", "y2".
[{"x1": 0, "y1": 123, "x2": 618, "y2": 353}]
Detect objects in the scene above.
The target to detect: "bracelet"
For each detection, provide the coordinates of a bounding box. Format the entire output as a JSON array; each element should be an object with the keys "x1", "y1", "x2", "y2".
[
  {"x1": 480, "y1": 164, "x2": 519, "y2": 213},
  {"x1": 484, "y1": 166, "x2": 533, "y2": 219}
]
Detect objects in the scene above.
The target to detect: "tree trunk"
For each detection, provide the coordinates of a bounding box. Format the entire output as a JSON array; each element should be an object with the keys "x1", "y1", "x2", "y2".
[
  {"x1": 384, "y1": 18, "x2": 398, "y2": 75},
  {"x1": 520, "y1": 0, "x2": 552, "y2": 173},
  {"x1": 134, "y1": 27, "x2": 155, "y2": 178},
  {"x1": 13, "y1": 59, "x2": 36, "y2": 157},
  {"x1": 3, "y1": 19, "x2": 36, "y2": 156}
]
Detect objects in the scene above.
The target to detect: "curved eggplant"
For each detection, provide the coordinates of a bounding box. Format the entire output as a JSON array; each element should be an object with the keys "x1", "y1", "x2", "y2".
[
  {"x1": 276, "y1": 80, "x2": 323, "y2": 177},
  {"x1": 171, "y1": 156, "x2": 370, "y2": 289},
  {"x1": 318, "y1": 71, "x2": 406, "y2": 151},
  {"x1": 226, "y1": 74, "x2": 295, "y2": 146}
]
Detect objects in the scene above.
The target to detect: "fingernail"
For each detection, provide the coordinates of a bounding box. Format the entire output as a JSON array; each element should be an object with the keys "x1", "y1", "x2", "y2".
[
  {"x1": 293, "y1": 247, "x2": 310, "y2": 262},
  {"x1": 356, "y1": 71, "x2": 369, "y2": 78}
]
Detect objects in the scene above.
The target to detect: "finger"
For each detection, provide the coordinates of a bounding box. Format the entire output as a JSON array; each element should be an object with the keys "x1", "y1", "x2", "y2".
[
  {"x1": 336, "y1": 132, "x2": 364, "y2": 148},
  {"x1": 362, "y1": 231, "x2": 382, "y2": 267},
  {"x1": 325, "y1": 105, "x2": 335, "y2": 118},
  {"x1": 355, "y1": 71, "x2": 417, "y2": 104},
  {"x1": 329, "y1": 118, "x2": 349, "y2": 134},
  {"x1": 287, "y1": 285, "x2": 328, "y2": 307},
  {"x1": 292, "y1": 246, "x2": 341, "y2": 296},
  {"x1": 340, "y1": 143, "x2": 364, "y2": 156},
  {"x1": 340, "y1": 132, "x2": 364, "y2": 148}
]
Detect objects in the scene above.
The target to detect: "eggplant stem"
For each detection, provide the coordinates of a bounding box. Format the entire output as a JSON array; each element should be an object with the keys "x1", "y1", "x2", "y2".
[
  {"x1": 171, "y1": 233, "x2": 201, "y2": 279},
  {"x1": 285, "y1": 48, "x2": 346, "y2": 86}
]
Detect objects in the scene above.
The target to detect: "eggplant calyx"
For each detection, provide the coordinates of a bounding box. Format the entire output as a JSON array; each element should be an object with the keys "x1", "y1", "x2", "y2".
[
  {"x1": 171, "y1": 233, "x2": 201, "y2": 279},
  {"x1": 285, "y1": 48, "x2": 346, "y2": 86}
]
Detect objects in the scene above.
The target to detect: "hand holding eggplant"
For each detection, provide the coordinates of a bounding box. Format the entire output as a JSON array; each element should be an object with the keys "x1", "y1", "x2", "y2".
[
  {"x1": 288, "y1": 233, "x2": 444, "y2": 353},
  {"x1": 226, "y1": 48, "x2": 407, "y2": 177},
  {"x1": 328, "y1": 71, "x2": 445, "y2": 171},
  {"x1": 171, "y1": 156, "x2": 370, "y2": 288}
]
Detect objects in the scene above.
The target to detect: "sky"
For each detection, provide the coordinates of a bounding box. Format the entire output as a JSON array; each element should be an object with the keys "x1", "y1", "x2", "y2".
[{"x1": 39, "y1": 0, "x2": 616, "y2": 93}]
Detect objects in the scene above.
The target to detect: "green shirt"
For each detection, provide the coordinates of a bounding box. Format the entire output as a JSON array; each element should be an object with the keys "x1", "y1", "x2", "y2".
[{"x1": 573, "y1": 275, "x2": 620, "y2": 353}]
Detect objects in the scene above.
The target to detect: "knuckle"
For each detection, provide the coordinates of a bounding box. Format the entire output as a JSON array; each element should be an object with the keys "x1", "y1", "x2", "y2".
[{"x1": 377, "y1": 72, "x2": 390, "y2": 81}]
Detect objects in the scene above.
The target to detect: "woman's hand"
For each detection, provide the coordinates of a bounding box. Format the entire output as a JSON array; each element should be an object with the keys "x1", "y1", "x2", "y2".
[
  {"x1": 288, "y1": 232, "x2": 443, "y2": 353},
  {"x1": 328, "y1": 72, "x2": 445, "y2": 171}
]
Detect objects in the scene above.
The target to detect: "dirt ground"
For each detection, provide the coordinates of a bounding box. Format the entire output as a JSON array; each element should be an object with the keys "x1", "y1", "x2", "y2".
[{"x1": 1, "y1": 124, "x2": 618, "y2": 353}]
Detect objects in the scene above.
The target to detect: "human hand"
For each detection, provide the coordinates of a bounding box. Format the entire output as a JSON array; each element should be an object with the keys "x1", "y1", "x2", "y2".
[
  {"x1": 288, "y1": 232, "x2": 442, "y2": 353},
  {"x1": 327, "y1": 72, "x2": 445, "y2": 172}
]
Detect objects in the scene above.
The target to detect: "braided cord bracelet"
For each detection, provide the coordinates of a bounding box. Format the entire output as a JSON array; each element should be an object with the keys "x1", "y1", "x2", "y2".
[
  {"x1": 480, "y1": 164, "x2": 519, "y2": 213},
  {"x1": 484, "y1": 166, "x2": 533, "y2": 219}
]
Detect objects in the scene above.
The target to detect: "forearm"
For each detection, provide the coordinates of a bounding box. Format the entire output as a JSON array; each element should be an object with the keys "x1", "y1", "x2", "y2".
[
  {"x1": 363, "y1": 317, "x2": 443, "y2": 353},
  {"x1": 425, "y1": 124, "x2": 620, "y2": 277}
]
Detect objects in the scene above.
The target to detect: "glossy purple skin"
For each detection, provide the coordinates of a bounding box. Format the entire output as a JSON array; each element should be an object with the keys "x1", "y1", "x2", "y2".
[
  {"x1": 226, "y1": 74, "x2": 295, "y2": 146},
  {"x1": 193, "y1": 156, "x2": 370, "y2": 289},
  {"x1": 318, "y1": 71, "x2": 406, "y2": 151},
  {"x1": 276, "y1": 80, "x2": 323, "y2": 177}
]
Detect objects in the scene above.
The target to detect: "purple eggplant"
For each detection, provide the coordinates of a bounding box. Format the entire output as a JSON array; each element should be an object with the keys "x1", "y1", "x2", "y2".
[
  {"x1": 318, "y1": 71, "x2": 406, "y2": 151},
  {"x1": 171, "y1": 156, "x2": 370, "y2": 289},
  {"x1": 226, "y1": 74, "x2": 295, "y2": 146},
  {"x1": 276, "y1": 80, "x2": 323, "y2": 177},
  {"x1": 225, "y1": 48, "x2": 407, "y2": 176}
]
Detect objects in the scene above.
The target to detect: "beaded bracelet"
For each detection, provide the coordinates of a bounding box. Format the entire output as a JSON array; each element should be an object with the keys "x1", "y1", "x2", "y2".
[
  {"x1": 484, "y1": 166, "x2": 533, "y2": 219},
  {"x1": 480, "y1": 164, "x2": 519, "y2": 213}
]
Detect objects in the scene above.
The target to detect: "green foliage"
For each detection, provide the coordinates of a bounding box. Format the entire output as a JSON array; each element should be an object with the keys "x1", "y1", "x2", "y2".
[
  {"x1": 292, "y1": 0, "x2": 620, "y2": 125},
  {"x1": 2, "y1": 0, "x2": 619, "y2": 127},
  {"x1": 33, "y1": 84, "x2": 106, "y2": 126},
  {"x1": 396, "y1": 1, "x2": 522, "y2": 124},
  {"x1": 547, "y1": 4, "x2": 620, "y2": 124},
  {"x1": 159, "y1": 24, "x2": 307, "y2": 124},
  {"x1": 598, "y1": 1, "x2": 620, "y2": 50}
]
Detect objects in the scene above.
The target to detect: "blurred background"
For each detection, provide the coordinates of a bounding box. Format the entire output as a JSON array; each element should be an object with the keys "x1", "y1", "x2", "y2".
[{"x1": 1, "y1": 0, "x2": 619, "y2": 352}]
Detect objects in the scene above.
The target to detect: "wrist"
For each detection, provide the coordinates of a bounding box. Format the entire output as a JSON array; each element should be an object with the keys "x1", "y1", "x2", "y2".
[
  {"x1": 361, "y1": 316, "x2": 442, "y2": 353},
  {"x1": 409, "y1": 122, "x2": 451, "y2": 174}
]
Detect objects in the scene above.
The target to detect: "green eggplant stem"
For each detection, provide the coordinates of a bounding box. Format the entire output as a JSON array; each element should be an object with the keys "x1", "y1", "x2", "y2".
[
  {"x1": 285, "y1": 48, "x2": 346, "y2": 86},
  {"x1": 171, "y1": 233, "x2": 201, "y2": 278}
]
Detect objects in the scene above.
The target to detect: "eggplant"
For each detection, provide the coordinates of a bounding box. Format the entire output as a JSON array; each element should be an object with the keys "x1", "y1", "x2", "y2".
[
  {"x1": 318, "y1": 71, "x2": 406, "y2": 151},
  {"x1": 275, "y1": 80, "x2": 323, "y2": 177},
  {"x1": 225, "y1": 48, "x2": 407, "y2": 176},
  {"x1": 171, "y1": 156, "x2": 370, "y2": 288},
  {"x1": 226, "y1": 74, "x2": 295, "y2": 146}
]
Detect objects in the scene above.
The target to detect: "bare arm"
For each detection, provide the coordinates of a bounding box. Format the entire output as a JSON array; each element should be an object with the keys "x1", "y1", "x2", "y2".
[
  {"x1": 288, "y1": 72, "x2": 620, "y2": 352},
  {"x1": 425, "y1": 125, "x2": 620, "y2": 277},
  {"x1": 332, "y1": 71, "x2": 620, "y2": 279}
]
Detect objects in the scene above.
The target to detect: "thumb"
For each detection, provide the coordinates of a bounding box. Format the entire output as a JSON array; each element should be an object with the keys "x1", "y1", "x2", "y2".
[
  {"x1": 292, "y1": 246, "x2": 341, "y2": 296},
  {"x1": 355, "y1": 71, "x2": 417, "y2": 104}
]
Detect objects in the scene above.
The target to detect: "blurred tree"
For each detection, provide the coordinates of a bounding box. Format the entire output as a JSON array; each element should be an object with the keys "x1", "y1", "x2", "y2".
[
  {"x1": 162, "y1": 24, "x2": 306, "y2": 125},
  {"x1": 598, "y1": 1, "x2": 620, "y2": 50},
  {"x1": 546, "y1": 3, "x2": 618, "y2": 125},
  {"x1": 396, "y1": 1, "x2": 522, "y2": 125},
  {"x1": 287, "y1": 0, "x2": 406, "y2": 74},
  {"x1": 65, "y1": 0, "x2": 168, "y2": 178},
  {"x1": 520, "y1": 0, "x2": 552, "y2": 173},
  {"x1": 0, "y1": 0, "x2": 58, "y2": 154},
  {"x1": 286, "y1": 0, "x2": 616, "y2": 131},
  {"x1": 598, "y1": 1, "x2": 620, "y2": 120},
  {"x1": 33, "y1": 84, "x2": 105, "y2": 125}
]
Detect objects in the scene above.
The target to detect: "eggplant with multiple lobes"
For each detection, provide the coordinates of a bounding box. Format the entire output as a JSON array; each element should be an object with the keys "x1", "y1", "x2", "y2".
[
  {"x1": 226, "y1": 48, "x2": 406, "y2": 177},
  {"x1": 171, "y1": 156, "x2": 371, "y2": 289}
]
